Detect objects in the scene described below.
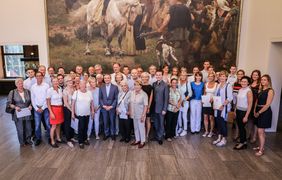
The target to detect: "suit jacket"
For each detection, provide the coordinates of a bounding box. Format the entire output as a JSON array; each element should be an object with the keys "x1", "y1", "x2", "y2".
[
  {"x1": 152, "y1": 80, "x2": 169, "y2": 113},
  {"x1": 99, "y1": 83, "x2": 119, "y2": 110},
  {"x1": 7, "y1": 89, "x2": 32, "y2": 121}
]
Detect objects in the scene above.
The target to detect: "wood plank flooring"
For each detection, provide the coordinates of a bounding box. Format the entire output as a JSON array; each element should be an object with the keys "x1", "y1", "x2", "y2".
[{"x1": 0, "y1": 96, "x2": 282, "y2": 180}]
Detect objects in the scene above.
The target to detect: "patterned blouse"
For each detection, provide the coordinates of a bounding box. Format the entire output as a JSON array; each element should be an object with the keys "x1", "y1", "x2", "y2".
[{"x1": 167, "y1": 87, "x2": 181, "y2": 112}]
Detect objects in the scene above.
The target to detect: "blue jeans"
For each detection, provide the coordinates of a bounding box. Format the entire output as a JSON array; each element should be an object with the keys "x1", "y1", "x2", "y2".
[
  {"x1": 215, "y1": 111, "x2": 227, "y2": 137},
  {"x1": 101, "y1": 109, "x2": 116, "y2": 136},
  {"x1": 34, "y1": 108, "x2": 50, "y2": 140}
]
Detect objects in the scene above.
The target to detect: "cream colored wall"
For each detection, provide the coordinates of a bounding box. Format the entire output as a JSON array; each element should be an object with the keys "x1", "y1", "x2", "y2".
[
  {"x1": 238, "y1": 0, "x2": 282, "y2": 73},
  {"x1": 238, "y1": 0, "x2": 282, "y2": 132},
  {"x1": 0, "y1": 0, "x2": 282, "y2": 131},
  {"x1": 0, "y1": 0, "x2": 49, "y2": 67}
]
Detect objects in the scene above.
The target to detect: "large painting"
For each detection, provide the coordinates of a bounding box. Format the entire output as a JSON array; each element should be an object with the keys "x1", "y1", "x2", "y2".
[{"x1": 46, "y1": 0, "x2": 241, "y2": 73}]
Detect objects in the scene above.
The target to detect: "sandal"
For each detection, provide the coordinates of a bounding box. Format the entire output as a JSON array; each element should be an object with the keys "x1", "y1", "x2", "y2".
[
  {"x1": 252, "y1": 147, "x2": 260, "y2": 151},
  {"x1": 255, "y1": 150, "x2": 264, "y2": 157}
]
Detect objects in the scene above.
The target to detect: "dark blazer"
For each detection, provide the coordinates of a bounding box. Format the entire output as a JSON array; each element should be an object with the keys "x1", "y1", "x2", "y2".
[
  {"x1": 7, "y1": 89, "x2": 32, "y2": 121},
  {"x1": 99, "y1": 83, "x2": 119, "y2": 109},
  {"x1": 152, "y1": 80, "x2": 169, "y2": 114}
]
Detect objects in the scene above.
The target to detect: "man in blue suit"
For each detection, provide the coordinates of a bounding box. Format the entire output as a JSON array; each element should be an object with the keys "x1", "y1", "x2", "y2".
[
  {"x1": 99, "y1": 74, "x2": 119, "y2": 140},
  {"x1": 152, "y1": 70, "x2": 169, "y2": 145}
]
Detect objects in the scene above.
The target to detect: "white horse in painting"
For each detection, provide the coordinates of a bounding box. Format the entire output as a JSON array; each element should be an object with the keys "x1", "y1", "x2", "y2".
[{"x1": 83, "y1": 0, "x2": 143, "y2": 55}]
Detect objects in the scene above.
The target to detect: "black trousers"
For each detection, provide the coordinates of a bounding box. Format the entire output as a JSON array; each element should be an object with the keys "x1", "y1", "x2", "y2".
[
  {"x1": 77, "y1": 115, "x2": 89, "y2": 144},
  {"x1": 63, "y1": 107, "x2": 74, "y2": 141},
  {"x1": 165, "y1": 111, "x2": 179, "y2": 139},
  {"x1": 236, "y1": 110, "x2": 247, "y2": 143},
  {"x1": 119, "y1": 118, "x2": 130, "y2": 141}
]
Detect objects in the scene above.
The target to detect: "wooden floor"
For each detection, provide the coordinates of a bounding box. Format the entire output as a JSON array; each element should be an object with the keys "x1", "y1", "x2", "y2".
[{"x1": 1, "y1": 96, "x2": 282, "y2": 180}]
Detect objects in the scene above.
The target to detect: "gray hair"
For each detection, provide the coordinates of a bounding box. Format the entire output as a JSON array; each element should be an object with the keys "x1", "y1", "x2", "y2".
[{"x1": 15, "y1": 78, "x2": 24, "y2": 86}]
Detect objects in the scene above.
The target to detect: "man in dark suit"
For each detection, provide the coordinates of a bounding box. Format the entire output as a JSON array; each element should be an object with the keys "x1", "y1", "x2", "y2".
[
  {"x1": 152, "y1": 71, "x2": 169, "y2": 145},
  {"x1": 99, "y1": 74, "x2": 119, "y2": 140}
]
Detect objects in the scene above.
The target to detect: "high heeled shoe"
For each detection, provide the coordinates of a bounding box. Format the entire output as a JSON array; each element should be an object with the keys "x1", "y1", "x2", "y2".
[{"x1": 255, "y1": 150, "x2": 264, "y2": 157}]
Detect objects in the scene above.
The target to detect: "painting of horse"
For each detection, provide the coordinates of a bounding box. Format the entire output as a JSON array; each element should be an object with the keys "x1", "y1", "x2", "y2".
[{"x1": 46, "y1": 0, "x2": 242, "y2": 72}]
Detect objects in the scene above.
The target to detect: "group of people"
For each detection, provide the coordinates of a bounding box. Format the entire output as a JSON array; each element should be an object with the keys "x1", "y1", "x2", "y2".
[{"x1": 7, "y1": 60, "x2": 274, "y2": 156}]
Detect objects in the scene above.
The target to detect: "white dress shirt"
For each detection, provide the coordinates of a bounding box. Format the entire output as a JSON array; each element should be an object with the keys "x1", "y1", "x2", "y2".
[
  {"x1": 106, "y1": 83, "x2": 111, "y2": 97},
  {"x1": 23, "y1": 77, "x2": 36, "y2": 90},
  {"x1": 188, "y1": 75, "x2": 195, "y2": 83},
  {"x1": 149, "y1": 75, "x2": 157, "y2": 85},
  {"x1": 227, "y1": 74, "x2": 237, "y2": 86},
  {"x1": 31, "y1": 82, "x2": 50, "y2": 111},
  {"x1": 201, "y1": 69, "x2": 209, "y2": 83}
]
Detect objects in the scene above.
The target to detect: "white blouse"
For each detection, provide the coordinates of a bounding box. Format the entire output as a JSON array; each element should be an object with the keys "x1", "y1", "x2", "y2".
[
  {"x1": 72, "y1": 90, "x2": 93, "y2": 116},
  {"x1": 47, "y1": 87, "x2": 63, "y2": 106},
  {"x1": 236, "y1": 87, "x2": 251, "y2": 111},
  {"x1": 204, "y1": 82, "x2": 217, "y2": 107}
]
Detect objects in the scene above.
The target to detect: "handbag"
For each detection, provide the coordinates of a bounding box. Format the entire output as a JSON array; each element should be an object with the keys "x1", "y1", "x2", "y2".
[{"x1": 5, "y1": 90, "x2": 15, "y2": 114}]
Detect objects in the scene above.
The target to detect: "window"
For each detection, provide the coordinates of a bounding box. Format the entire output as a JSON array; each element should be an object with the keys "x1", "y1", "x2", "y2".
[{"x1": 1, "y1": 45, "x2": 25, "y2": 78}]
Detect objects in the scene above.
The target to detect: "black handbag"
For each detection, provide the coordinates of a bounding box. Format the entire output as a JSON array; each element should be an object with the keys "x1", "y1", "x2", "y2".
[{"x1": 5, "y1": 90, "x2": 15, "y2": 114}]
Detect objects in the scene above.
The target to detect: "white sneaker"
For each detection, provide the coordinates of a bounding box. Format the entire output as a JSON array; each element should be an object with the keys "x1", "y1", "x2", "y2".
[
  {"x1": 180, "y1": 130, "x2": 187, "y2": 137},
  {"x1": 177, "y1": 128, "x2": 183, "y2": 135},
  {"x1": 213, "y1": 138, "x2": 221, "y2": 145},
  {"x1": 202, "y1": 132, "x2": 209, "y2": 137},
  {"x1": 216, "y1": 139, "x2": 227, "y2": 147},
  {"x1": 96, "y1": 135, "x2": 100, "y2": 140},
  {"x1": 67, "y1": 141, "x2": 74, "y2": 148},
  {"x1": 207, "y1": 132, "x2": 213, "y2": 138}
]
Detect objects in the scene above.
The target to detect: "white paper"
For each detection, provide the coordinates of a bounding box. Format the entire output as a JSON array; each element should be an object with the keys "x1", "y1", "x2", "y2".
[
  {"x1": 213, "y1": 96, "x2": 223, "y2": 110},
  {"x1": 119, "y1": 113, "x2": 128, "y2": 119},
  {"x1": 201, "y1": 95, "x2": 211, "y2": 107},
  {"x1": 71, "y1": 118, "x2": 79, "y2": 133},
  {"x1": 16, "y1": 108, "x2": 31, "y2": 118},
  {"x1": 119, "y1": 108, "x2": 128, "y2": 119}
]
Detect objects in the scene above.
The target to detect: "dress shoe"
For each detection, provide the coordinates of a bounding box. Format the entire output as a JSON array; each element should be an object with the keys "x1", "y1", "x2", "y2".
[
  {"x1": 158, "y1": 140, "x2": 163, "y2": 145},
  {"x1": 34, "y1": 139, "x2": 41, "y2": 146},
  {"x1": 138, "y1": 143, "x2": 145, "y2": 149},
  {"x1": 103, "y1": 136, "x2": 110, "y2": 141},
  {"x1": 125, "y1": 139, "x2": 130, "y2": 143},
  {"x1": 111, "y1": 136, "x2": 116, "y2": 141},
  {"x1": 120, "y1": 138, "x2": 125, "y2": 142},
  {"x1": 50, "y1": 143, "x2": 59, "y2": 148},
  {"x1": 25, "y1": 138, "x2": 33, "y2": 145},
  {"x1": 79, "y1": 144, "x2": 84, "y2": 149},
  {"x1": 84, "y1": 140, "x2": 90, "y2": 145},
  {"x1": 131, "y1": 141, "x2": 140, "y2": 146}
]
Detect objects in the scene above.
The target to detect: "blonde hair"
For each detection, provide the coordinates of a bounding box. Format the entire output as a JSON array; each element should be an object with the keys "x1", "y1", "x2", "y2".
[
  {"x1": 64, "y1": 75, "x2": 73, "y2": 86},
  {"x1": 219, "y1": 70, "x2": 229, "y2": 77},
  {"x1": 208, "y1": 72, "x2": 216, "y2": 78},
  {"x1": 141, "y1": 72, "x2": 150, "y2": 78},
  {"x1": 134, "y1": 79, "x2": 143, "y2": 86},
  {"x1": 88, "y1": 76, "x2": 96, "y2": 83}
]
